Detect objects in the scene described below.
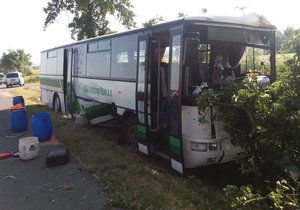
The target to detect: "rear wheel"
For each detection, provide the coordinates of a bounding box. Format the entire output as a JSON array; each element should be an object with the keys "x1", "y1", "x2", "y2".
[
  {"x1": 123, "y1": 115, "x2": 137, "y2": 146},
  {"x1": 53, "y1": 94, "x2": 62, "y2": 113}
]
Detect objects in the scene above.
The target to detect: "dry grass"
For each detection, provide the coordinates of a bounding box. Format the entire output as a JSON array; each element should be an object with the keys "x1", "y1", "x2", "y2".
[
  {"x1": 9, "y1": 83, "x2": 41, "y2": 105},
  {"x1": 25, "y1": 69, "x2": 40, "y2": 83}
]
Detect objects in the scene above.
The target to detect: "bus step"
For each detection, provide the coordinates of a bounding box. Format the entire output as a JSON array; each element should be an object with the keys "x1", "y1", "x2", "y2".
[
  {"x1": 153, "y1": 150, "x2": 170, "y2": 161},
  {"x1": 95, "y1": 119, "x2": 122, "y2": 129}
]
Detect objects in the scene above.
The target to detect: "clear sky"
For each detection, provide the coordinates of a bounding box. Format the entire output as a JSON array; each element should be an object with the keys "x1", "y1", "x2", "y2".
[{"x1": 0, "y1": 0, "x2": 299, "y2": 65}]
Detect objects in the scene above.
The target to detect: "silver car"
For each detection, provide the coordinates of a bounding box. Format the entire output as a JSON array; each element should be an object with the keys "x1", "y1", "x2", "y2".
[
  {"x1": 6, "y1": 72, "x2": 25, "y2": 88},
  {"x1": 0, "y1": 73, "x2": 6, "y2": 85}
]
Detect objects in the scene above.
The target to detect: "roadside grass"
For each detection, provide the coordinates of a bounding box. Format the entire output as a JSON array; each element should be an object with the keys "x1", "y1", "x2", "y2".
[
  {"x1": 9, "y1": 83, "x2": 41, "y2": 106},
  {"x1": 25, "y1": 69, "x2": 40, "y2": 83},
  {"x1": 10, "y1": 86, "x2": 228, "y2": 209}
]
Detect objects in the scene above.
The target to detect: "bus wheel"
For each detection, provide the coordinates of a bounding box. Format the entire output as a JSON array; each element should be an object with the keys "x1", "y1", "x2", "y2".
[
  {"x1": 53, "y1": 94, "x2": 62, "y2": 113},
  {"x1": 123, "y1": 116, "x2": 137, "y2": 146}
]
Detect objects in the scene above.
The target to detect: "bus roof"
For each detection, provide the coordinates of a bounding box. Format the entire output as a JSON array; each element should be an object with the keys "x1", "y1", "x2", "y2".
[
  {"x1": 185, "y1": 13, "x2": 276, "y2": 30},
  {"x1": 42, "y1": 13, "x2": 276, "y2": 53}
]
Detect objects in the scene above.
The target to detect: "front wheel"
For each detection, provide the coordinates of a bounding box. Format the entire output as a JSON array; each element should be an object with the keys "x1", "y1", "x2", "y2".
[
  {"x1": 123, "y1": 116, "x2": 137, "y2": 146},
  {"x1": 53, "y1": 95, "x2": 62, "y2": 113}
]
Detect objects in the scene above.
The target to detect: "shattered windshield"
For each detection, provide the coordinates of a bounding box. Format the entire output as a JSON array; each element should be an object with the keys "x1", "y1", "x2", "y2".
[{"x1": 184, "y1": 42, "x2": 272, "y2": 95}]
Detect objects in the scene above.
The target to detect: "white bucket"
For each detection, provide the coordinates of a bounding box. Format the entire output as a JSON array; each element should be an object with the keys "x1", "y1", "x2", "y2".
[{"x1": 19, "y1": 137, "x2": 39, "y2": 160}]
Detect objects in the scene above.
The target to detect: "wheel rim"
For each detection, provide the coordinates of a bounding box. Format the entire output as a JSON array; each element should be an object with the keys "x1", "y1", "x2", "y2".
[
  {"x1": 54, "y1": 97, "x2": 61, "y2": 112},
  {"x1": 127, "y1": 124, "x2": 137, "y2": 146}
]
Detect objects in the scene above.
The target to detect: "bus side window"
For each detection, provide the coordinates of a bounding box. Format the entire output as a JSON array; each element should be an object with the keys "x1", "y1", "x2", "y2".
[{"x1": 111, "y1": 34, "x2": 139, "y2": 79}]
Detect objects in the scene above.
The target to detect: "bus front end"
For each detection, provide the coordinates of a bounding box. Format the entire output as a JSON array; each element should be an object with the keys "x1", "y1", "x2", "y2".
[{"x1": 181, "y1": 16, "x2": 276, "y2": 168}]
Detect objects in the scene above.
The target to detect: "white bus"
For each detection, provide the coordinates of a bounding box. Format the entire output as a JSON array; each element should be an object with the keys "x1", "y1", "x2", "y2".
[{"x1": 40, "y1": 15, "x2": 276, "y2": 174}]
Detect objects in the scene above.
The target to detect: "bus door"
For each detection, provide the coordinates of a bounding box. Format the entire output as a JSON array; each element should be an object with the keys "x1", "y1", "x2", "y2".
[
  {"x1": 136, "y1": 35, "x2": 151, "y2": 155},
  {"x1": 63, "y1": 48, "x2": 74, "y2": 116},
  {"x1": 168, "y1": 28, "x2": 184, "y2": 174}
]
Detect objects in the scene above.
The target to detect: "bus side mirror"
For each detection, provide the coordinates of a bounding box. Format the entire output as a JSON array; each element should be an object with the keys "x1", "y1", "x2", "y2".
[{"x1": 183, "y1": 38, "x2": 200, "y2": 66}]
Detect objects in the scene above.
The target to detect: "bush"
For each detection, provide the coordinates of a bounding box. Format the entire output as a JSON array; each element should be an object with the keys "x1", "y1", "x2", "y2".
[{"x1": 197, "y1": 55, "x2": 300, "y2": 209}]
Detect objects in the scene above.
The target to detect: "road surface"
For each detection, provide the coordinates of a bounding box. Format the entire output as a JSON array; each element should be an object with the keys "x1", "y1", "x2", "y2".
[{"x1": 0, "y1": 84, "x2": 113, "y2": 210}]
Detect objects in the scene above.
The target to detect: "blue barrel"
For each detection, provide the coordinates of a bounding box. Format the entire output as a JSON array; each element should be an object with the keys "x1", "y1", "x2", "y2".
[
  {"x1": 10, "y1": 108, "x2": 28, "y2": 133},
  {"x1": 32, "y1": 112, "x2": 53, "y2": 142},
  {"x1": 13, "y1": 96, "x2": 25, "y2": 106}
]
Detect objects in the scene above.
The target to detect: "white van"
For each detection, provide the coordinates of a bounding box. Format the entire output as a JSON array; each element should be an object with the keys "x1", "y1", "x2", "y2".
[
  {"x1": 6, "y1": 72, "x2": 25, "y2": 88},
  {"x1": 0, "y1": 73, "x2": 6, "y2": 85}
]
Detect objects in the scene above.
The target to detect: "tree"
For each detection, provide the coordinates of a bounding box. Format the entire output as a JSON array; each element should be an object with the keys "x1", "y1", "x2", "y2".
[
  {"x1": 201, "y1": 8, "x2": 208, "y2": 14},
  {"x1": 142, "y1": 16, "x2": 164, "y2": 28},
  {"x1": 0, "y1": 49, "x2": 32, "y2": 75},
  {"x1": 177, "y1": 12, "x2": 186, "y2": 18},
  {"x1": 281, "y1": 27, "x2": 300, "y2": 53},
  {"x1": 43, "y1": 0, "x2": 136, "y2": 40},
  {"x1": 275, "y1": 30, "x2": 284, "y2": 52},
  {"x1": 197, "y1": 36, "x2": 300, "y2": 208}
]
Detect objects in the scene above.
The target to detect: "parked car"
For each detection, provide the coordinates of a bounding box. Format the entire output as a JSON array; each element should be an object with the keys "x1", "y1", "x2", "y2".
[
  {"x1": 6, "y1": 71, "x2": 25, "y2": 88},
  {"x1": 0, "y1": 73, "x2": 6, "y2": 85}
]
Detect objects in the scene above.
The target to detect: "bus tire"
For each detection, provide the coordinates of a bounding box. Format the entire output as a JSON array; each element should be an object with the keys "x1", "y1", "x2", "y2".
[
  {"x1": 123, "y1": 115, "x2": 137, "y2": 146},
  {"x1": 53, "y1": 94, "x2": 62, "y2": 113}
]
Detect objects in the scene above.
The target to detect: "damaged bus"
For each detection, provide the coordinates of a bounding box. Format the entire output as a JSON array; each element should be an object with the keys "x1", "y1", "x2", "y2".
[{"x1": 40, "y1": 14, "x2": 276, "y2": 174}]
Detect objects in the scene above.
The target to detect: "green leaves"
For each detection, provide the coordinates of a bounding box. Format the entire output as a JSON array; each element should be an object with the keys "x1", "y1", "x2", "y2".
[
  {"x1": 44, "y1": 0, "x2": 136, "y2": 40},
  {"x1": 197, "y1": 57, "x2": 300, "y2": 209},
  {"x1": 224, "y1": 180, "x2": 299, "y2": 209},
  {"x1": 281, "y1": 27, "x2": 300, "y2": 53},
  {"x1": 142, "y1": 16, "x2": 164, "y2": 28}
]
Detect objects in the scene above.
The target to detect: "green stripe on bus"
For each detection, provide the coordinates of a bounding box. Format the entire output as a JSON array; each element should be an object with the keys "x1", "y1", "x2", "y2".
[
  {"x1": 40, "y1": 77, "x2": 61, "y2": 88},
  {"x1": 137, "y1": 124, "x2": 146, "y2": 141},
  {"x1": 170, "y1": 135, "x2": 181, "y2": 156}
]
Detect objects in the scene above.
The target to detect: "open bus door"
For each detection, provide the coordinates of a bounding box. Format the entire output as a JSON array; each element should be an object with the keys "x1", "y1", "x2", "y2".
[
  {"x1": 168, "y1": 28, "x2": 184, "y2": 174},
  {"x1": 136, "y1": 35, "x2": 151, "y2": 155},
  {"x1": 63, "y1": 48, "x2": 74, "y2": 116}
]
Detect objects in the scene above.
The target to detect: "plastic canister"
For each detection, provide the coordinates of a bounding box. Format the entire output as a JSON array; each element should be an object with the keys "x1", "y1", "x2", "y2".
[
  {"x1": 19, "y1": 137, "x2": 39, "y2": 160},
  {"x1": 32, "y1": 112, "x2": 52, "y2": 142},
  {"x1": 13, "y1": 96, "x2": 25, "y2": 107},
  {"x1": 10, "y1": 108, "x2": 28, "y2": 133}
]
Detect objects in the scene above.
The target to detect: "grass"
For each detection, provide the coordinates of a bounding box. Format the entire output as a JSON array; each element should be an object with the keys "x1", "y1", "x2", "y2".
[
  {"x1": 9, "y1": 84, "x2": 229, "y2": 209},
  {"x1": 25, "y1": 69, "x2": 40, "y2": 83},
  {"x1": 9, "y1": 83, "x2": 40, "y2": 105}
]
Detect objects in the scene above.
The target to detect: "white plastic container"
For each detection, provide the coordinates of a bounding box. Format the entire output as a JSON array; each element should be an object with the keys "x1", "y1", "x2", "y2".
[{"x1": 19, "y1": 137, "x2": 39, "y2": 160}]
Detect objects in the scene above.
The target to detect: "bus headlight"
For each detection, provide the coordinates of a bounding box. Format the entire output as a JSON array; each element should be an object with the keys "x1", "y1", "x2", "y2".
[
  {"x1": 209, "y1": 143, "x2": 219, "y2": 151},
  {"x1": 191, "y1": 142, "x2": 207, "y2": 152}
]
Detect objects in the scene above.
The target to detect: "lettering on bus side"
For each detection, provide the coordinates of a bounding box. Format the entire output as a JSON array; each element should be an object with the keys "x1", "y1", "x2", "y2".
[{"x1": 83, "y1": 85, "x2": 113, "y2": 97}]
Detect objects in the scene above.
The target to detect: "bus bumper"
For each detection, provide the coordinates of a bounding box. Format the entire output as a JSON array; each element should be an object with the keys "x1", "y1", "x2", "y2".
[
  {"x1": 182, "y1": 136, "x2": 244, "y2": 168},
  {"x1": 182, "y1": 136, "x2": 223, "y2": 168}
]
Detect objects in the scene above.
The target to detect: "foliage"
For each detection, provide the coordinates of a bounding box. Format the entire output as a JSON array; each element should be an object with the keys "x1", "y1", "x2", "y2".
[
  {"x1": 197, "y1": 54, "x2": 300, "y2": 209},
  {"x1": 0, "y1": 49, "x2": 32, "y2": 75},
  {"x1": 177, "y1": 12, "x2": 186, "y2": 18},
  {"x1": 224, "y1": 180, "x2": 299, "y2": 209},
  {"x1": 142, "y1": 16, "x2": 164, "y2": 28},
  {"x1": 198, "y1": 66, "x2": 299, "y2": 169},
  {"x1": 25, "y1": 70, "x2": 40, "y2": 83},
  {"x1": 44, "y1": 0, "x2": 136, "y2": 40},
  {"x1": 281, "y1": 27, "x2": 300, "y2": 53}
]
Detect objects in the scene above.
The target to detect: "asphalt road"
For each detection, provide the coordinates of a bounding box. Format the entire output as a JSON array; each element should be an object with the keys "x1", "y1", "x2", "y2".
[{"x1": 0, "y1": 84, "x2": 113, "y2": 210}]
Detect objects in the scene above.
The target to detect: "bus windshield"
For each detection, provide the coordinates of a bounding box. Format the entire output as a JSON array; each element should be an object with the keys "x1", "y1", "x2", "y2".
[{"x1": 183, "y1": 27, "x2": 275, "y2": 96}]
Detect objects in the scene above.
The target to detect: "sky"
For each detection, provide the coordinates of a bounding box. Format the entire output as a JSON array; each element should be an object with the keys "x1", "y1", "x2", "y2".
[{"x1": 0, "y1": 0, "x2": 299, "y2": 65}]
